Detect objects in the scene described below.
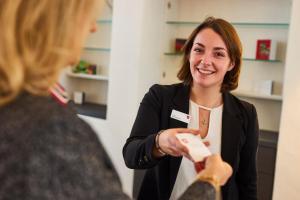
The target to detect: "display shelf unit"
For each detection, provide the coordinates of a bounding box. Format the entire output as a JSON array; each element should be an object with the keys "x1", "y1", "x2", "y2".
[{"x1": 59, "y1": 3, "x2": 112, "y2": 119}]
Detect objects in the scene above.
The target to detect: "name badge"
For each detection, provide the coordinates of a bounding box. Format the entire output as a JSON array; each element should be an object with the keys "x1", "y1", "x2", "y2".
[{"x1": 170, "y1": 109, "x2": 191, "y2": 124}]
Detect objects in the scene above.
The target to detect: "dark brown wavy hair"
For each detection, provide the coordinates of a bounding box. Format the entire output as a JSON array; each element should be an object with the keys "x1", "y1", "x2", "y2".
[{"x1": 177, "y1": 17, "x2": 242, "y2": 92}]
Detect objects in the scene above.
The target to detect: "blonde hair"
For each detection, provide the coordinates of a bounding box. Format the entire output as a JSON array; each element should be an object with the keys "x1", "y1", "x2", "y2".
[{"x1": 0, "y1": 0, "x2": 101, "y2": 106}]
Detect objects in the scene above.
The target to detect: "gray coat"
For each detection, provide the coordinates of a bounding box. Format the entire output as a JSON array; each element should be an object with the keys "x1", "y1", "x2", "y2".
[{"x1": 0, "y1": 93, "x2": 216, "y2": 200}]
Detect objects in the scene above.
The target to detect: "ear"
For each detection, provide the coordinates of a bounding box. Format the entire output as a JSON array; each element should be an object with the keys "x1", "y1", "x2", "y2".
[{"x1": 227, "y1": 62, "x2": 235, "y2": 71}]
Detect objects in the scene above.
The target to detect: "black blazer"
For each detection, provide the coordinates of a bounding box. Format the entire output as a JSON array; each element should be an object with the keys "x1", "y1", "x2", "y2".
[{"x1": 123, "y1": 83, "x2": 259, "y2": 200}]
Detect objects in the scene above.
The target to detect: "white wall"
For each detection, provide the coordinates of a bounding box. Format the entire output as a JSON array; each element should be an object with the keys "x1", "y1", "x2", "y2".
[
  {"x1": 273, "y1": 0, "x2": 300, "y2": 199},
  {"x1": 104, "y1": 0, "x2": 164, "y2": 196}
]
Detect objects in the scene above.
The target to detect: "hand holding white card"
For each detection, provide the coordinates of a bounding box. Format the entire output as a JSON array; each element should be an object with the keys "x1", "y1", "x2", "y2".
[{"x1": 176, "y1": 133, "x2": 211, "y2": 162}]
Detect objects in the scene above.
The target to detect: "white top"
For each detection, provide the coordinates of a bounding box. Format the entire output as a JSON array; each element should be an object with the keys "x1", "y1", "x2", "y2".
[{"x1": 170, "y1": 100, "x2": 223, "y2": 200}]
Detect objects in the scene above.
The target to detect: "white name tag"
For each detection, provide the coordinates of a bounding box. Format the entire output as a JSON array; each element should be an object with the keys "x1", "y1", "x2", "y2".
[{"x1": 170, "y1": 109, "x2": 191, "y2": 124}]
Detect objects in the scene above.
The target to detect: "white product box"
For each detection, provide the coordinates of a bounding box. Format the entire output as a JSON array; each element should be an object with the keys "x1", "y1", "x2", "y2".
[
  {"x1": 253, "y1": 80, "x2": 273, "y2": 95},
  {"x1": 73, "y1": 91, "x2": 85, "y2": 104}
]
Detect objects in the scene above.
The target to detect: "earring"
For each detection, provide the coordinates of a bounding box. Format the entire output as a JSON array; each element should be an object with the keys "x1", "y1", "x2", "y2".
[{"x1": 200, "y1": 60, "x2": 204, "y2": 64}]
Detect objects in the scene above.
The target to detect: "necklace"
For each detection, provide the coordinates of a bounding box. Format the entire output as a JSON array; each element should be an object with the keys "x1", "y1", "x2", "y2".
[
  {"x1": 199, "y1": 111, "x2": 210, "y2": 127},
  {"x1": 200, "y1": 118, "x2": 209, "y2": 126},
  {"x1": 198, "y1": 107, "x2": 210, "y2": 127}
]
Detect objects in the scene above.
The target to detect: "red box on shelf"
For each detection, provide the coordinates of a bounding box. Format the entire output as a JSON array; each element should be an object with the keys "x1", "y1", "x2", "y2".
[
  {"x1": 256, "y1": 39, "x2": 277, "y2": 60},
  {"x1": 175, "y1": 38, "x2": 187, "y2": 52}
]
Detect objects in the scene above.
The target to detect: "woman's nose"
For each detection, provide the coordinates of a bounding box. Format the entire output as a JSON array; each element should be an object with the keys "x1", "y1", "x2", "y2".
[{"x1": 200, "y1": 55, "x2": 212, "y2": 66}]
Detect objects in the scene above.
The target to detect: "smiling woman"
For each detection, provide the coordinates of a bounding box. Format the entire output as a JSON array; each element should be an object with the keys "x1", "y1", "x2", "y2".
[
  {"x1": 178, "y1": 17, "x2": 242, "y2": 93},
  {"x1": 123, "y1": 17, "x2": 259, "y2": 200}
]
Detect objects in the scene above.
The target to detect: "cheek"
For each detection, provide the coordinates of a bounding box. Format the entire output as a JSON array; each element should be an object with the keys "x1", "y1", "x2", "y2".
[
  {"x1": 189, "y1": 55, "x2": 199, "y2": 67},
  {"x1": 189, "y1": 52, "x2": 200, "y2": 61},
  {"x1": 219, "y1": 66, "x2": 230, "y2": 75},
  {"x1": 217, "y1": 59, "x2": 232, "y2": 70},
  {"x1": 189, "y1": 59, "x2": 196, "y2": 73},
  {"x1": 220, "y1": 65, "x2": 232, "y2": 79},
  {"x1": 189, "y1": 64, "x2": 194, "y2": 75}
]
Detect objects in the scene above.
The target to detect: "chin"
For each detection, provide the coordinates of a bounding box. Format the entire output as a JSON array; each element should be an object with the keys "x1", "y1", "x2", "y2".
[
  {"x1": 193, "y1": 81, "x2": 209, "y2": 88},
  {"x1": 193, "y1": 79, "x2": 216, "y2": 88}
]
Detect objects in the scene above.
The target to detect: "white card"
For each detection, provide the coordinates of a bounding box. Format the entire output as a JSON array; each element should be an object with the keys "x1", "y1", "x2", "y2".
[
  {"x1": 170, "y1": 109, "x2": 191, "y2": 124},
  {"x1": 176, "y1": 133, "x2": 211, "y2": 162}
]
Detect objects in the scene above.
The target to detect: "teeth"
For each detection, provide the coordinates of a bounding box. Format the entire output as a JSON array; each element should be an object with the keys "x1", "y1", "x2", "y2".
[{"x1": 197, "y1": 68, "x2": 214, "y2": 75}]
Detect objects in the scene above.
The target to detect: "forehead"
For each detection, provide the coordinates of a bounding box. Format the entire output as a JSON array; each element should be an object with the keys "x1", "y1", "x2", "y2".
[{"x1": 193, "y1": 28, "x2": 227, "y2": 50}]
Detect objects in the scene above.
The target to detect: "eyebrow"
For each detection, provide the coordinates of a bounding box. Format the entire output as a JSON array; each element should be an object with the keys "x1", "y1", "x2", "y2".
[{"x1": 194, "y1": 42, "x2": 227, "y2": 51}]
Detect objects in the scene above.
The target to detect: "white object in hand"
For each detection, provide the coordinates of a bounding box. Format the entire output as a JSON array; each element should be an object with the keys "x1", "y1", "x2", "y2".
[{"x1": 176, "y1": 133, "x2": 211, "y2": 162}]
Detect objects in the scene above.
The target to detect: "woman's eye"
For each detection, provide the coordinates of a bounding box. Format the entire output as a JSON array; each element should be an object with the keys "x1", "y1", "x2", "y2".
[
  {"x1": 215, "y1": 52, "x2": 225, "y2": 57},
  {"x1": 194, "y1": 48, "x2": 204, "y2": 53}
]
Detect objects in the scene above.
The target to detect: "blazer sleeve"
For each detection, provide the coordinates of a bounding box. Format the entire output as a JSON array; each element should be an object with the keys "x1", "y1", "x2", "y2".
[
  {"x1": 178, "y1": 181, "x2": 216, "y2": 200},
  {"x1": 237, "y1": 104, "x2": 259, "y2": 200},
  {"x1": 122, "y1": 84, "x2": 165, "y2": 169}
]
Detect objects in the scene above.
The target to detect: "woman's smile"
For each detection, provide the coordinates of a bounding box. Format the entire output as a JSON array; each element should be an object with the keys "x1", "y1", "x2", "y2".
[{"x1": 195, "y1": 65, "x2": 216, "y2": 76}]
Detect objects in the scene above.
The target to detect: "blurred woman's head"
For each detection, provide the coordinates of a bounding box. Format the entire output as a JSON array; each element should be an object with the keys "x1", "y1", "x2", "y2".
[
  {"x1": 177, "y1": 17, "x2": 242, "y2": 93},
  {"x1": 0, "y1": 0, "x2": 103, "y2": 106}
]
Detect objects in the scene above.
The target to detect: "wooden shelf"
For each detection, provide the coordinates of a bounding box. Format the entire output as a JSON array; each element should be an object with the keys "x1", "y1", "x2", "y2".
[
  {"x1": 67, "y1": 71, "x2": 109, "y2": 81},
  {"x1": 233, "y1": 91, "x2": 282, "y2": 101}
]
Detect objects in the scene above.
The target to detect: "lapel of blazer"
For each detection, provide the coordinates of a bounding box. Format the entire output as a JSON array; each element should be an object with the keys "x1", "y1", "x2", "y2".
[
  {"x1": 169, "y1": 83, "x2": 190, "y2": 129},
  {"x1": 168, "y1": 83, "x2": 190, "y2": 193},
  {"x1": 221, "y1": 92, "x2": 244, "y2": 168}
]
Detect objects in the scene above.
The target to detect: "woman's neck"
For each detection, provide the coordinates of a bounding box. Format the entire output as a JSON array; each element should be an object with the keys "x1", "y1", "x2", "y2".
[{"x1": 190, "y1": 84, "x2": 223, "y2": 108}]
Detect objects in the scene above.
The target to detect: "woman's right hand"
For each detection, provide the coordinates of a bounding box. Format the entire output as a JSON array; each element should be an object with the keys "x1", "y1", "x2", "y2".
[{"x1": 153, "y1": 128, "x2": 200, "y2": 158}]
